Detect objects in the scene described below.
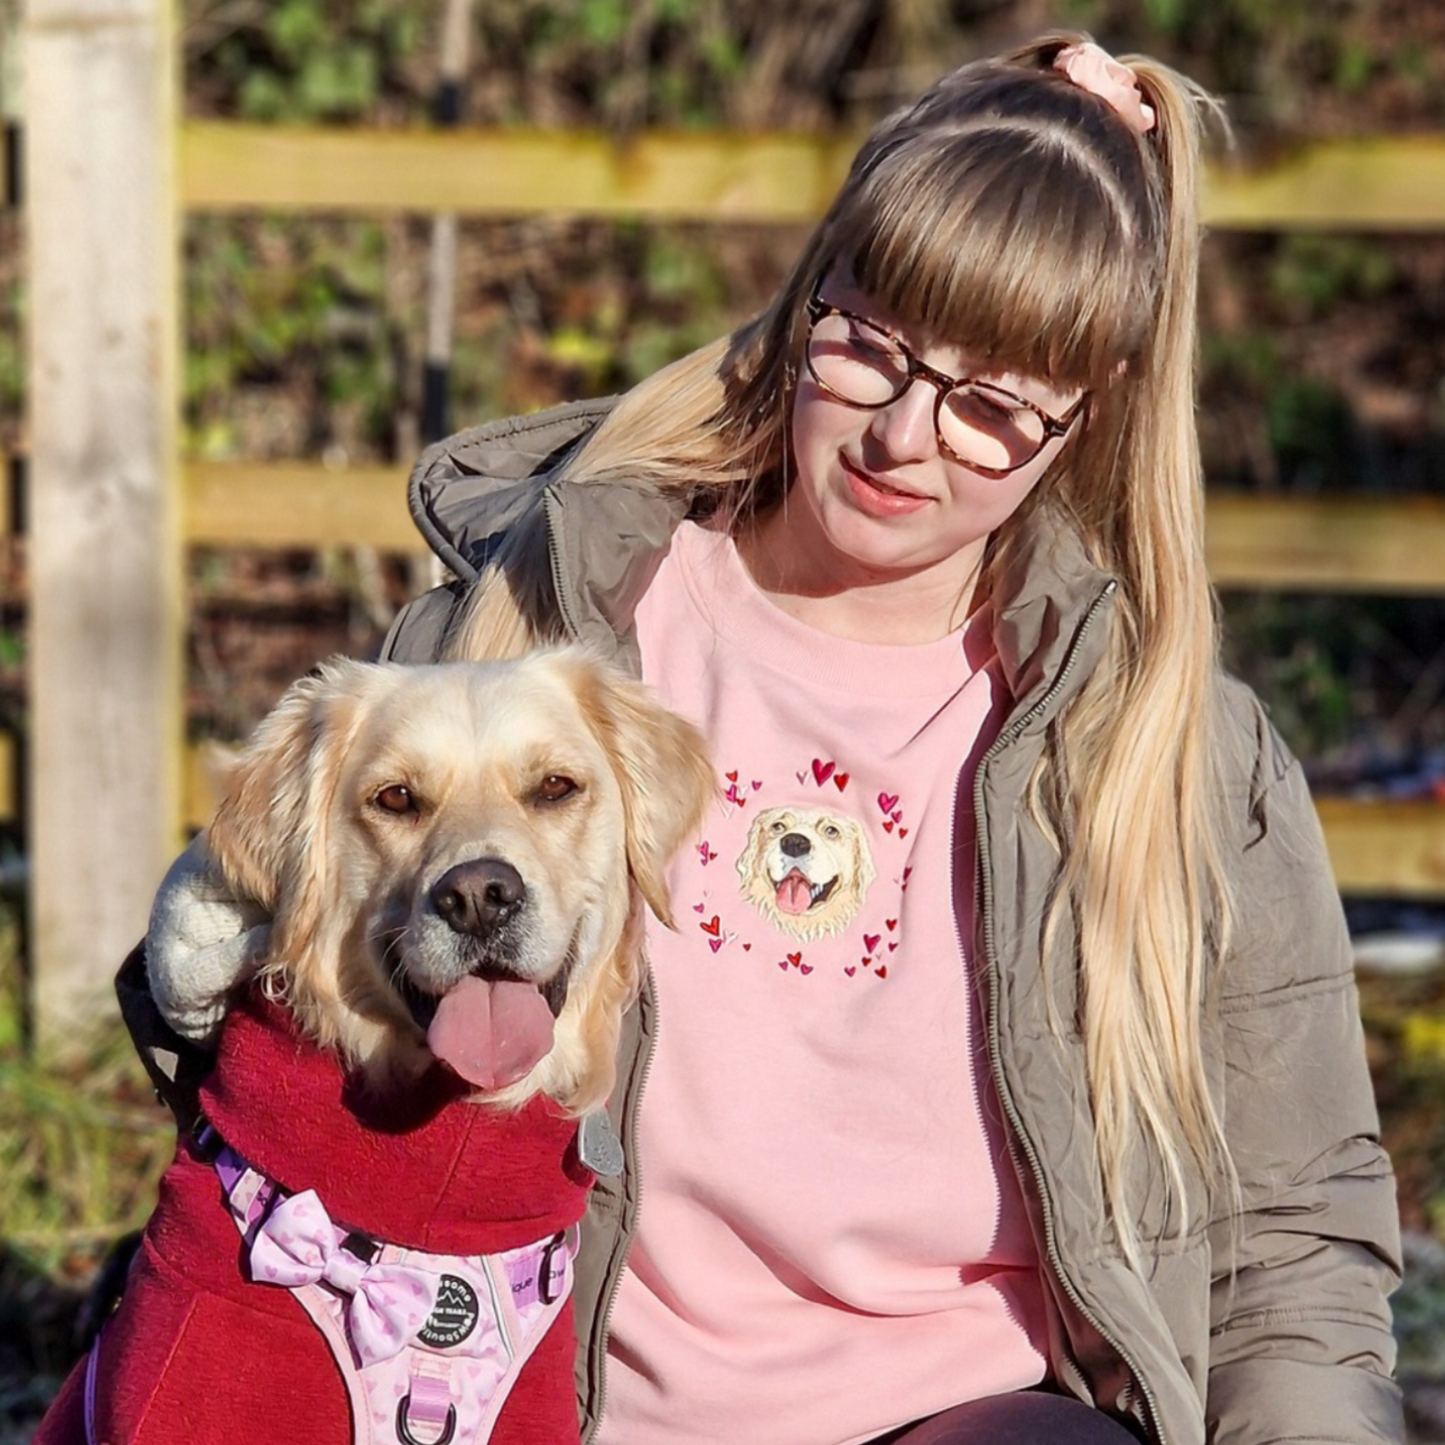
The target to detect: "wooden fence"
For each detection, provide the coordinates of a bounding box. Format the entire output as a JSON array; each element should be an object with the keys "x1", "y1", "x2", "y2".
[{"x1": 10, "y1": 5, "x2": 1445, "y2": 1044}]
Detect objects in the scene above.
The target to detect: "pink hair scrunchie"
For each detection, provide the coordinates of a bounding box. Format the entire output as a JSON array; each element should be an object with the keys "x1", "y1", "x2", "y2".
[{"x1": 1053, "y1": 42, "x2": 1158, "y2": 136}]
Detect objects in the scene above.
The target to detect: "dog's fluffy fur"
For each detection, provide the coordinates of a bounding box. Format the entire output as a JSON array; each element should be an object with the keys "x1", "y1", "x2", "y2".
[
  {"x1": 205, "y1": 648, "x2": 712, "y2": 1114},
  {"x1": 735, "y1": 804, "x2": 875, "y2": 941}
]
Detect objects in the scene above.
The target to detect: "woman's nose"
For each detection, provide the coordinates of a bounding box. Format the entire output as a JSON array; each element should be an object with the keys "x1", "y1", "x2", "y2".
[{"x1": 868, "y1": 378, "x2": 939, "y2": 462}]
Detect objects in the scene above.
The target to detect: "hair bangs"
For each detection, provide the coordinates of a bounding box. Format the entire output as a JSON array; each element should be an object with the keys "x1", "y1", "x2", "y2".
[{"x1": 837, "y1": 123, "x2": 1154, "y2": 389}]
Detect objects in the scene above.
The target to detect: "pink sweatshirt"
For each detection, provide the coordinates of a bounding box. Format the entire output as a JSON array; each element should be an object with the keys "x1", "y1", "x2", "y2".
[{"x1": 596, "y1": 522, "x2": 1048, "y2": 1445}]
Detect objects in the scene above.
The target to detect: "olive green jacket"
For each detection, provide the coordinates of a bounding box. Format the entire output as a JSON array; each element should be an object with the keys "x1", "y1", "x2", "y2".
[
  {"x1": 377, "y1": 398, "x2": 1404, "y2": 1445},
  {"x1": 120, "y1": 397, "x2": 1403, "y2": 1445}
]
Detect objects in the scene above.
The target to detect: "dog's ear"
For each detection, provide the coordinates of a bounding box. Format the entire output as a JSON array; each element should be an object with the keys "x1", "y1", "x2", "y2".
[
  {"x1": 568, "y1": 655, "x2": 714, "y2": 928},
  {"x1": 205, "y1": 658, "x2": 379, "y2": 959}
]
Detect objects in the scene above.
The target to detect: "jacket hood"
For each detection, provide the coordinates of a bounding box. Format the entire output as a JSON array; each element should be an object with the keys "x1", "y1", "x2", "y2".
[{"x1": 406, "y1": 398, "x2": 1117, "y2": 711}]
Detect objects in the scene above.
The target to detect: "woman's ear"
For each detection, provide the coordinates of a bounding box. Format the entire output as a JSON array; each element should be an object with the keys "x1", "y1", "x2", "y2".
[{"x1": 566, "y1": 653, "x2": 714, "y2": 929}]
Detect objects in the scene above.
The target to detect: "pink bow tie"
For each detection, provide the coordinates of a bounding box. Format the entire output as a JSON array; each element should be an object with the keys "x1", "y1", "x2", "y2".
[{"x1": 250, "y1": 1190, "x2": 442, "y2": 1366}]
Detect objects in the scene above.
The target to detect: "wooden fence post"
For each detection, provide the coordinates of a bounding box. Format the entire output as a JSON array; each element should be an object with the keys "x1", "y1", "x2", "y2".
[{"x1": 23, "y1": 0, "x2": 181, "y2": 1049}]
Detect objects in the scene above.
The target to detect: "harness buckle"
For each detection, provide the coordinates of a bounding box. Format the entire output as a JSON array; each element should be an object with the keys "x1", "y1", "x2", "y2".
[{"x1": 537, "y1": 1231, "x2": 567, "y2": 1306}]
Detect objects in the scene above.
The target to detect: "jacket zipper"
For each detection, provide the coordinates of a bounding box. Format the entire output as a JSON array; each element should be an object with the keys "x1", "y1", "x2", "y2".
[
  {"x1": 591, "y1": 979, "x2": 657, "y2": 1434},
  {"x1": 545, "y1": 493, "x2": 652, "y2": 1439},
  {"x1": 544, "y1": 487, "x2": 586, "y2": 645},
  {"x1": 970, "y1": 580, "x2": 1166, "y2": 1445}
]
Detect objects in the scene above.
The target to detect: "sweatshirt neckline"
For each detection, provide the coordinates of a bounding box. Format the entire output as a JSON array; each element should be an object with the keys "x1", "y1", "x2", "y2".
[{"x1": 668, "y1": 521, "x2": 994, "y2": 698}]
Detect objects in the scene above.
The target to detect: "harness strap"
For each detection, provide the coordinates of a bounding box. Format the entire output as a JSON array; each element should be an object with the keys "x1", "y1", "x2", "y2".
[{"x1": 82, "y1": 1121, "x2": 575, "y2": 1445}]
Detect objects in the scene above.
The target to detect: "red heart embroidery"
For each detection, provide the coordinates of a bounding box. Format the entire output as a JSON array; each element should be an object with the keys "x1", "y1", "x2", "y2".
[
  {"x1": 742, "y1": 943, "x2": 752, "y2": 951},
  {"x1": 844, "y1": 966, "x2": 857, "y2": 977},
  {"x1": 787, "y1": 952, "x2": 802, "y2": 967},
  {"x1": 903, "y1": 866, "x2": 913, "y2": 881},
  {"x1": 799, "y1": 965, "x2": 814, "y2": 975},
  {"x1": 883, "y1": 820, "x2": 894, "y2": 833},
  {"x1": 833, "y1": 772, "x2": 850, "y2": 792},
  {"x1": 700, "y1": 916, "x2": 721, "y2": 937},
  {"x1": 898, "y1": 827, "x2": 908, "y2": 837},
  {"x1": 811, "y1": 758, "x2": 835, "y2": 786},
  {"x1": 877, "y1": 792, "x2": 899, "y2": 814},
  {"x1": 862, "y1": 956, "x2": 873, "y2": 967},
  {"x1": 725, "y1": 770, "x2": 738, "y2": 782},
  {"x1": 888, "y1": 942, "x2": 899, "y2": 952},
  {"x1": 886, "y1": 918, "x2": 898, "y2": 931},
  {"x1": 864, "y1": 933, "x2": 881, "y2": 952},
  {"x1": 876, "y1": 965, "x2": 888, "y2": 979}
]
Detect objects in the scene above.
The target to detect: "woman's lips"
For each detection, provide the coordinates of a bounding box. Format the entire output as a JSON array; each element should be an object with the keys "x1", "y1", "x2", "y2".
[{"x1": 841, "y1": 456, "x2": 933, "y2": 516}]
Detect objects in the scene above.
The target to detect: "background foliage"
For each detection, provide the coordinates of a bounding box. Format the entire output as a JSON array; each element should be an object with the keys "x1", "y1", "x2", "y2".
[{"x1": 1, "y1": 1, "x2": 1444, "y2": 1438}]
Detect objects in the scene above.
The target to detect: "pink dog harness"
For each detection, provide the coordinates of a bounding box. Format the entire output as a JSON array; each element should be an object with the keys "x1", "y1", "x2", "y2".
[{"x1": 84, "y1": 1135, "x2": 576, "y2": 1445}]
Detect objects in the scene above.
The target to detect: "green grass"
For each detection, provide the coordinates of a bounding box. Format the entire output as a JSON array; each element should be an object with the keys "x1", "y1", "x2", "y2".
[{"x1": 0, "y1": 907, "x2": 175, "y2": 1283}]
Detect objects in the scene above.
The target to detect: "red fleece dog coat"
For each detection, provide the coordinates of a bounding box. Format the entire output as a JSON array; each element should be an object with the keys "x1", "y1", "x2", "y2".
[{"x1": 34, "y1": 993, "x2": 593, "y2": 1445}]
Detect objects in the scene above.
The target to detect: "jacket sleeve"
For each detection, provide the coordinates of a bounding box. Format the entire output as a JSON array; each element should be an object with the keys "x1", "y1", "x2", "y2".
[{"x1": 1205, "y1": 721, "x2": 1405, "y2": 1445}]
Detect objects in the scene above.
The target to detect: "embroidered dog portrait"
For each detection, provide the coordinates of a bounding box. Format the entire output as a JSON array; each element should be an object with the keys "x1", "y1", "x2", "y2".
[{"x1": 735, "y1": 805, "x2": 876, "y2": 941}]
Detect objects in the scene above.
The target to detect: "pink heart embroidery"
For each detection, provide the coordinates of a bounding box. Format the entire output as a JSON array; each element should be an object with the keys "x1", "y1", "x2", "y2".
[
  {"x1": 844, "y1": 966, "x2": 857, "y2": 976},
  {"x1": 891, "y1": 810, "x2": 902, "y2": 824},
  {"x1": 709, "y1": 938, "x2": 724, "y2": 954},
  {"x1": 877, "y1": 792, "x2": 899, "y2": 814},
  {"x1": 693, "y1": 902, "x2": 706, "y2": 913},
  {"x1": 888, "y1": 942, "x2": 899, "y2": 952},
  {"x1": 795, "y1": 771, "x2": 808, "y2": 784},
  {"x1": 811, "y1": 758, "x2": 835, "y2": 786},
  {"x1": 799, "y1": 964, "x2": 814, "y2": 975},
  {"x1": 777, "y1": 959, "x2": 789, "y2": 971},
  {"x1": 864, "y1": 933, "x2": 881, "y2": 952},
  {"x1": 751, "y1": 780, "x2": 763, "y2": 791}
]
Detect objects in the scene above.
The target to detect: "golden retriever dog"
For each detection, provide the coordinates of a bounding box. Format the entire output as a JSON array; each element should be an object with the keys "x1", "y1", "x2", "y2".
[
  {"x1": 735, "y1": 804, "x2": 876, "y2": 941},
  {"x1": 207, "y1": 647, "x2": 713, "y2": 1113},
  {"x1": 32, "y1": 648, "x2": 713, "y2": 1445}
]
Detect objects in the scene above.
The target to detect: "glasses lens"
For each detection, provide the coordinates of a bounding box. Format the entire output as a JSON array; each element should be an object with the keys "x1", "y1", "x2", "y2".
[
  {"x1": 806, "y1": 312, "x2": 907, "y2": 406},
  {"x1": 940, "y1": 385, "x2": 1047, "y2": 474}
]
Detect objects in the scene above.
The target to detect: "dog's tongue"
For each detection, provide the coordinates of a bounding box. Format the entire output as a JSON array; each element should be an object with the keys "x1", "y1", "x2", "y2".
[
  {"x1": 776, "y1": 870, "x2": 813, "y2": 916},
  {"x1": 426, "y1": 975, "x2": 555, "y2": 1090}
]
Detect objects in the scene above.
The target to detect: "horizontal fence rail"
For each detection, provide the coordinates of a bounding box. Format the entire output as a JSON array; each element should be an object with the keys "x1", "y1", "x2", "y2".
[
  {"x1": 2, "y1": 733, "x2": 1441, "y2": 897},
  {"x1": 178, "y1": 124, "x2": 1445, "y2": 230},
  {"x1": 1204, "y1": 493, "x2": 1445, "y2": 594},
  {"x1": 12, "y1": 463, "x2": 1445, "y2": 592}
]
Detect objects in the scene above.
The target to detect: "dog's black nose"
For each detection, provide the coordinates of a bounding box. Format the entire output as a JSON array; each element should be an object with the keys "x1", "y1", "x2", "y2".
[
  {"x1": 780, "y1": 832, "x2": 812, "y2": 858},
  {"x1": 432, "y1": 858, "x2": 527, "y2": 936}
]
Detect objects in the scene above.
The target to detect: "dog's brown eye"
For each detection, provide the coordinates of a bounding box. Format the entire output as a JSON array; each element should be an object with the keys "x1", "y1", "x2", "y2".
[
  {"x1": 535, "y1": 774, "x2": 580, "y2": 804},
  {"x1": 374, "y1": 784, "x2": 419, "y2": 815}
]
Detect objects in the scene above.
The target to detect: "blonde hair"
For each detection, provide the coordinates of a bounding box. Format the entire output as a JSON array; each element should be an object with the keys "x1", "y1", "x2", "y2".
[{"x1": 452, "y1": 35, "x2": 1233, "y2": 1261}]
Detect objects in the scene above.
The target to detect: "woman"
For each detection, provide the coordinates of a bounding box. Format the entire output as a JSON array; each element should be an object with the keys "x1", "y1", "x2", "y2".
[{"x1": 134, "y1": 34, "x2": 1403, "y2": 1445}]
